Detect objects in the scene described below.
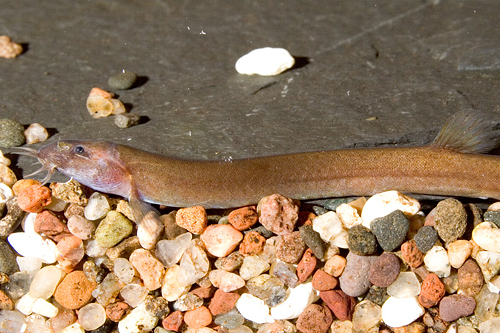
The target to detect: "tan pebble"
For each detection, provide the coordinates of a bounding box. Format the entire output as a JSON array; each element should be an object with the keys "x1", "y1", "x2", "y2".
[
  {"x1": 200, "y1": 224, "x2": 243, "y2": 257},
  {"x1": 472, "y1": 222, "x2": 500, "y2": 252},
  {"x1": 0, "y1": 164, "x2": 17, "y2": 188},
  {"x1": 176, "y1": 206, "x2": 207, "y2": 234},
  {"x1": 257, "y1": 193, "x2": 299, "y2": 235},
  {"x1": 228, "y1": 206, "x2": 258, "y2": 231},
  {"x1": 0, "y1": 150, "x2": 10, "y2": 166},
  {"x1": 239, "y1": 231, "x2": 266, "y2": 256},
  {"x1": 275, "y1": 231, "x2": 306, "y2": 264},
  {"x1": 129, "y1": 249, "x2": 165, "y2": 291},
  {"x1": 361, "y1": 190, "x2": 420, "y2": 228},
  {"x1": 184, "y1": 306, "x2": 212, "y2": 328},
  {"x1": 0, "y1": 36, "x2": 23, "y2": 58},
  {"x1": 54, "y1": 271, "x2": 97, "y2": 309},
  {"x1": 336, "y1": 203, "x2": 362, "y2": 229},
  {"x1": 296, "y1": 304, "x2": 333, "y2": 333},
  {"x1": 330, "y1": 320, "x2": 353, "y2": 333},
  {"x1": 392, "y1": 322, "x2": 425, "y2": 333},
  {"x1": 324, "y1": 255, "x2": 347, "y2": 277},
  {"x1": 24, "y1": 123, "x2": 49, "y2": 144},
  {"x1": 106, "y1": 236, "x2": 142, "y2": 260},
  {"x1": 447, "y1": 240, "x2": 472, "y2": 269},
  {"x1": 190, "y1": 286, "x2": 214, "y2": 299},
  {"x1": 86, "y1": 87, "x2": 125, "y2": 118},
  {"x1": 17, "y1": 184, "x2": 52, "y2": 213},
  {"x1": 208, "y1": 270, "x2": 245, "y2": 292},
  {"x1": 64, "y1": 203, "x2": 86, "y2": 219},
  {"x1": 458, "y1": 258, "x2": 484, "y2": 296},
  {"x1": 50, "y1": 180, "x2": 88, "y2": 205}
]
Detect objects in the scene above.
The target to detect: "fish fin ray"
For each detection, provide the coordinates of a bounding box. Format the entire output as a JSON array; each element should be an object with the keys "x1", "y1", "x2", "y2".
[
  {"x1": 129, "y1": 187, "x2": 159, "y2": 224},
  {"x1": 431, "y1": 109, "x2": 500, "y2": 153}
]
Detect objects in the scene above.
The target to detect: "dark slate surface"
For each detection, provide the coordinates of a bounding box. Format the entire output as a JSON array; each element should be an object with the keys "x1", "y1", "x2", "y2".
[{"x1": 1, "y1": 0, "x2": 500, "y2": 180}]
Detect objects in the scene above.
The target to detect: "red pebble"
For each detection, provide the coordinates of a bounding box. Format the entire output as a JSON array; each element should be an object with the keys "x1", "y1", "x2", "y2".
[
  {"x1": 17, "y1": 184, "x2": 52, "y2": 213},
  {"x1": 312, "y1": 269, "x2": 338, "y2": 291},
  {"x1": 419, "y1": 273, "x2": 445, "y2": 308},
  {"x1": 239, "y1": 231, "x2": 266, "y2": 256},
  {"x1": 297, "y1": 249, "x2": 317, "y2": 283},
  {"x1": 184, "y1": 306, "x2": 212, "y2": 328},
  {"x1": 320, "y1": 290, "x2": 356, "y2": 321},
  {"x1": 228, "y1": 206, "x2": 258, "y2": 231},
  {"x1": 208, "y1": 289, "x2": 240, "y2": 316},
  {"x1": 162, "y1": 311, "x2": 183, "y2": 332},
  {"x1": 401, "y1": 240, "x2": 424, "y2": 268},
  {"x1": 106, "y1": 302, "x2": 130, "y2": 322},
  {"x1": 34, "y1": 210, "x2": 69, "y2": 236}
]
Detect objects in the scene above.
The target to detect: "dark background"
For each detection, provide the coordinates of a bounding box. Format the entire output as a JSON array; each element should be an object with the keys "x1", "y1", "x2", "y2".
[{"x1": 1, "y1": 0, "x2": 500, "y2": 179}]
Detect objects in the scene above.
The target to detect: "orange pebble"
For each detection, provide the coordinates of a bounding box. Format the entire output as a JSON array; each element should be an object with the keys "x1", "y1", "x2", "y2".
[
  {"x1": 183, "y1": 306, "x2": 212, "y2": 329},
  {"x1": 17, "y1": 184, "x2": 52, "y2": 213},
  {"x1": 12, "y1": 179, "x2": 41, "y2": 196}
]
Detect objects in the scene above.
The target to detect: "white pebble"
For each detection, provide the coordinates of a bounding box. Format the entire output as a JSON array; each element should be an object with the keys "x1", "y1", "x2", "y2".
[
  {"x1": 29, "y1": 265, "x2": 63, "y2": 299},
  {"x1": 78, "y1": 303, "x2": 106, "y2": 331},
  {"x1": 16, "y1": 256, "x2": 42, "y2": 272},
  {"x1": 0, "y1": 310, "x2": 25, "y2": 333},
  {"x1": 381, "y1": 296, "x2": 424, "y2": 328},
  {"x1": 120, "y1": 283, "x2": 148, "y2": 308},
  {"x1": 24, "y1": 123, "x2": 49, "y2": 144},
  {"x1": 336, "y1": 203, "x2": 363, "y2": 229},
  {"x1": 0, "y1": 183, "x2": 13, "y2": 204},
  {"x1": 330, "y1": 229, "x2": 349, "y2": 249},
  {"x1": 488, "y1": 275, "x2": 500, "y2": 293},
  {"x1": 236, "y1": 293, "x2": 274, "y2": 324},
  {"x1": 7, "y1": 232, "x2": 58, "y2": 264},
  {"x1": 84, "y1": 239, "x2": 108, "y2": 257},
  {"x1": 361, "y1": 191, "x2": 420, "y2": 228},
  {"x1": 270, "y1": 282, "x2": 319, "y2": 320},
  {"x1": 21, "y1": 213, "x2": 37, "y2": 233},
  {"x1": 235, "y1": 47, "x2": 295, "y2": 76},
  {"x1": 239, "y1": 255, "x2": 270, "y2": 280},
  {"x1": 84, "y1": 192, "x2": 110, "y2": 220},
  {"x1": 32, "y1": 298, "x2": 58, "y2": 318},
  {"x1": 161, "y1": 265, "x2": 190, "y2": 302},
  {"x1": 447, "y1": 240, "x2": 472, "y2": 269},
  {"x1": 16, "y1": 293, "x2": 37, "y2": 315},
  {"x1": 118, "y1": 302, "x2": 159, "y2": 333},
  {"x1": 114, "y1": 258, "x2": 136, "y2": 284},
  {"x1": 475, "y1": 251, "x2": 500, "y2": 282},
  {"x1": 387, "y1": 272, "x2": 421, "y2": 298},
  {"x1": 472, "y1": 222, "x2": 500, "y2": 252},
  {"x1": 312, "y1": 211, "x2": 345, "y2": 242},
  {"x1": 137, "y1": 212, "x2": 164, "y2": 250},
  {"x1": 60, "y1": 323, "x2": 85, "y2": 333},
  {"x1": 424, "y1": 246, "x2": 451, "y2": 278},
  {"x1": 155, "y1": 233, "x2": 192, "y2": 268},
  {"x1": 0, "y1": 150, "x2": 11, "y2": 166}
]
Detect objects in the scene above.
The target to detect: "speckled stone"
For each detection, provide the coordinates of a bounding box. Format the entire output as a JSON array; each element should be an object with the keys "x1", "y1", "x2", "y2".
[
  {"x1": 433, "y1": 198, "x2": 467, "y2": 243},
  {"x1": 418, "y1": 273, "x2": 445, "y2": 308},
  {"x1": 105, "y1": 301, "x2": 130, "y2": 322},
  {"x1": 297, "y1": 249, "x2": 317, "y2": 283},
  {"x1": 257, "y1": 194, "x2": 299, "y2": 235},
  {"x1": 369, "y1": 253, "x2": 400, "y2": 287},
  {"x1": 339, "y1": 252, "x2": 377, "y2": 297},
  {"x1": 483, "y1": 210, "x2": 500, "y2": 228},
  {"x1": 458, "y1": 258, "x2": 484, "y2": 296},
  {"x1": 228, "y1": 206, "x2": 259, "y2": 231},
  {"x1": 320, "y1": 290, "x2": 356, "y2": 321},
  {"x1": 94, "y1": 211, "x2": 133, "y2": 248},
  {"x1": 108, "y1": 70, "x2": 137, "y2": 90},
  {"x1": 115, "y1": 113, "x2": 141, "y2": 128},
  {"x1": 299, "y1": 224, "x2": 326, "y2": 259},
  {"x1": 370, "y1": 210, "x2": 410, "y2": 252},
  {"x1": 364, "y1": 285, "x2": 390, "y2": 307},
  {"x1": 0, "y1": 119, "x2": 25, "y2": 148},
  {"x1": 296, "y1": 304, "x2": 333, "y2": 333},
  {"x1": 275, "y1": 231, "x2": 306, "y2": 264},
  {"x1": 54, "y1": 270, "x2": 97, "y2": 309},
  {"x1": 312, "y1": 269, "x2": 338, "y2": 291},
  {"x1": 414, "y1": 226, "x2": 438, "y2": 253},
  {"x1": 439, "y1": 294, "x2": 476, "y2": 322},
  {"x1": 348, "y1": 225, "x2": 377, "y2": 255},
  {"x1": 239, "y1": 231, "x2": 266, "y2": 256},
  {"x1": 401, "y1": 240, "x2": 424, "y2": 268},
  {"x1": 0, "y1": 239, "x2": 18, "y2": 274}
]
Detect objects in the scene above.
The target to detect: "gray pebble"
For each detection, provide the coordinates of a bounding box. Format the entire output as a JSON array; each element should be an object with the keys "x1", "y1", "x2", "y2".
[
  {"x1": 364, "y1": 285, "x2": 389, "y2": 306},
  {"x1": 214, "y1": 309, "x2": 245, "y2": 329},
  {"x1": 370, "y1": 210, "x2": 410, "y2": 252},
  {"x1": 339, "y1": 252, "x2": 378, "y2": 297},
  {"x1": 0, "y1": 239, "x2": 18, "y2": 275},
  {"x1": 414, "y1": 225, "x2": 438, "y2": 253},
  {"x1": 484, "y1": 211, "x2": 500, "y2": 228},
  {"x1": 265, "y1": 285, "x2": 287, "y2": 307},
  {"x1": 299, "y1": 224, "x2": 325, "y2": 259},
  {"x1": 347, "y1": 224, "x2": 377, "y2": 255},
  {"x1": 108, "y1": 70, "x2": 138, "y2": 90},
  {"x1": 433, "y1": 198, "x2": 467, "y2": 243},
  {"x1": 0, "y1": 119, "x2": 25, "y2": 148},
  {"x1": 245, "y1": 225, "x2": 274, "y2": 238},
  {"x1": 0, "y1": 197, "x2": 25, "y2": 237},
  {"x1": 115, "y1": 113, "x2": 141, "y2": 128},
  {"x1": 312, "y1": 205, "x2": 329, "y2": 216}
]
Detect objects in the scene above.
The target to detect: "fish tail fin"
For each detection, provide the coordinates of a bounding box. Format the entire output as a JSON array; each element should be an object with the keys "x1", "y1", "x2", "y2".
[{"x1": 431, "y1": 109, "x2": 500, "y2": 153}]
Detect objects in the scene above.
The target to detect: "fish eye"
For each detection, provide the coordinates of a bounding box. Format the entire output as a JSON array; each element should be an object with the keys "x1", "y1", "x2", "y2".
[{"x1": 74, "y1": 145, "x2": 85, "y2": 154}]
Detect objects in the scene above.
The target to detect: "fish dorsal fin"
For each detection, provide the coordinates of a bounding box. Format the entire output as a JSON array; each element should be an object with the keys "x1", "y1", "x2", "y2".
[{"x1": 431, "y1": 109, "x2": 500, "y2": 153}]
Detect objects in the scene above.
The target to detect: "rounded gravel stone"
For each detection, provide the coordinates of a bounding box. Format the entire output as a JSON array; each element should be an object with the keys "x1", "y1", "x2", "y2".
[
  {"x1": 0, "y1": 239, "x2": 18, "y2": 274},
  {"x1": 108, "y1": 70, "x2": 137, "y2": 90},
  {"x1": 299, "y1": 224, "x2": 326, "y2": 259},
  {"x1": 348, "y1": 225, "x2": 377, "y2": 255},
  {"x1": 458, "y1": 258, "x2": 484, "y2": 296},
  {"x1": 296, "y1": 304, "x2": 333, "y2": 333},
  {"x1": 414, "y1": 226, "x2": 438, "y2": 253},
  {"x1": 433, "y1": 198, "x2": 467, "y2": 243},
  {"x1": 370, "y1": 210, "x2": 410, "y2": 252},
  {"x1": 0, "y1": 119, "x2": 25, "y2": 148},
  {"x1": 339, "y1": 252, "x2": 378, "y2": 297},
  {"x1": 439, "y1": 294, "x2": 476, "y2": 322},
  {"x1": 483, "y1": 210, "x2": 500, "y2": 228},
  {"x1": 369, "y1": 253, "x2": 400, "y2": 287}
]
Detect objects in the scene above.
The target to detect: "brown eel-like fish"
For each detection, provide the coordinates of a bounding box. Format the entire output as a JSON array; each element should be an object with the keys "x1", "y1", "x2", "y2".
[{"x1": 14, "y1": 110, "x2": 500, "y2": 221}]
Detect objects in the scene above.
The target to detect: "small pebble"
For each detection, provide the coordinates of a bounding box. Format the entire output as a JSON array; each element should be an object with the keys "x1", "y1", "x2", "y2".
[
  {"x1": 106, "y1": 236, "x2": 141, "y2": 260},
  {"x1": 214, "y1": 251, "x2": 244, "y2": 271},
  {"x1": 296, "y1": 304, "x2": 333, "y2": 333},
  {"x1": 0, "y1": 197, "x2": 24, "y2": 237},
  {"x1": 257, "y1": 194, "x2": 299, "y2": 235},
  {"x1": 108, "y1": 70, "x2": 138, "y2": 90},
  {"x1": 472, "y1": 221, "x2": 500, "y2": 252},
  {"x1": 137, "y1": 212, "x2": 165, "y2": 249},
  {"x1": 29, "y1": 265, "x2": 63, "y2": 299},
  {"x1": 457, "y1": 258, "x2": 483, "y2": 296},
  {"x1": 369, "y1": 253, "x2": 400, "y2": 287},
  {"x1": 235, "y1": 47, "x2": 295, "y2": 76},
  {"x1": 115, "y1": 113, "x2": 141, "y2": 128},
  {"x1": 118, "y1": 302, "x2": 159, "y2": 333},
  {"x1": 156, "y1": 232, "x2": 192, "y2": 268},
  {"x1": 239, "y1": 231, "x2": 266, "y2": 256},
  {"x1": 78, "y1": 303, "x2": 106, "y2": 331},
  {"x1": 347, "y1": 224, "x2": 377, "y2": 255},
  {"x1": 7, "y1": 232, "x2": 58, "y2": 264},
  {"x1": 84, "y1": 192, "x2": 110, "y2": 220},
  {"x1": 106, "y1": 301, "x2": 130, "y2": 322},
  {"x1": 370, "y1": 210, "x2": 410, "y2": 252},
  {"x1": 424, "y1": 245, "x2": 451, "y2": 278},
  {"x1": 272, "y1": 260, "x2": 299, "y2": 288},
  {"x1": 50, "y1": 179, "x2": 88, "y2": 205},
  {"x1": 34, "y1": 210, "x2": 68, "y2": 236},
  {"x1": 0, "y1": 36, "x2": 23, "y2": 58},
  {"x1": 200, "y1": 224, "x2": 243, "y2": 257},
  {"x1": 94, "y1": 210, "x2": 133, "y2": 248},
  {"x1": 418, "y1": 273, "x2": 445, "y2": 308},
  {"x1": 236, "y1": 293, "x2": 273, "y2": 324},
  {"x1": 0, "y1": 150, "x2": 10, "y2": 166},
  {"x1": 0, "y1": 119, "x2": 25, "y2": 148},
  {"x1": 447, "y1": 240, "x2": 472, "y2": 269},
  {"x1": 439, "y1": 294, "x2": 476, "y2": 322},
  {"x1": 178, "y1": 240, "x2": 210, "y2": 286},
  {"x1": 17, "y1": 184, "x2": 52, "y2": 213},
  {"x1": 161, "y1": 265, "x2": 190, "y2": 302},
  {"x1": 351, "y1": 300, "x2": 382, "y2": 333},
  {"x1": 86, "y1": 87, "x2": 125, "y2": 118},
  {"x1": 387, "y1": 272, "x2": 421, "y2": 298},
  {"x1": 162, "y1": 310, "x2": 183, "y2": 331},
  {"x1": 311, "y1": 269, "x2": 338, "y2": 291},
  {"x1": 270, "y1": 282, "x2": 318, "y2": 320},
  {"x1": 54, "y1": 271, "x2": 97, "y2": 309},
  {"x1": 299, "y1": 224, "x2": 326, "y2": 259},
  {"x1": 0, "y1": 164, "x2": 16, "y2": 188},
  {"x1": 275, "y1": 231, "x2": 306, "y2": 263},
  {"x1": 319, "y1": 289, "x2": 356, "y2": 321},
  {"x1": 361, "y1": 191, "x2": 420, "y2": 228},
  {"x1": 475, "y1": 250, "x2": 500, "y2": 281},
  {"x1": 336, "y1": 202, "x2": 363, "y2": 229},
  {"x1": 228, "y1": 206, "x2": 258, "y2": 231},
  {"x1": 184, "y1": 306, "x2": 212, "y2": 328},
  {"x1": 214, "y1": 308, "x2": 245, "y2": 329},
  {"x1": 414, "y1": 225, "x2": 438, "y2": 253},
  {"x1": 176, "y1": 206, "x2": 208, "y2": 234},
  {"x1": 24, "y1": 123, "x2": 49, "y2": 144},
  {"x1": 173, "y1": 293, "x2": 203, "y2": 312},
  {"x1": 433, "y1": 198, "x2": 467, "y2": 243},
  {"x1": 381, "y1": 296, "x2": 424, "y2": 328},
  {"x1": 209, "y1": 270, "x2": 245, "y2": 292},
  {"x1": 296, "y1": 249, "x2": 317, "y2": 283},
  {"x1": 312, "y1": 211, "x2": 344, "y2": 243},
  {"x1": 364, "y1": 285, "x2": 389, "y2": 307},
  {"x1": 239, "y1": 255, "x2": 270, "y2": 280},
  {"x1": 401, "y1": 240, "x2": 424, "y2": 268},
  {"x1": 323, "y1": 254, "x2": 347, "y2": 277},
  {"x1": 129, "y1": 249, "x2": 165, "y2": 291},
  {"x1": 208, "y1": 289, "x2": 240, "y2": 316},
  {"x1": 120, "y1": 283, "x2": 148, "y2": 308},
  {"x1": 483, "y1": 210, "x2": 500, "y2": 227},
  {"x1": 67, "y1": 215, "x2": 95, "y2": 240}
]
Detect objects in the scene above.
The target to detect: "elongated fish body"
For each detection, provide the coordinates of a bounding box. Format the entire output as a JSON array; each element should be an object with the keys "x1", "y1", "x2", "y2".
[{"x1": 15, "y1": 110, "x2": 500, "y2": 217}]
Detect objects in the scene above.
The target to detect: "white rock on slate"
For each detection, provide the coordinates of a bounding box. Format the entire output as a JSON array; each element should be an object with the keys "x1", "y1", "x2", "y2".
[
  {"x1": 270, "y1": 282, "x2": 319, "y2": 320},
  {"x1": 7, "y1": 232, "x2": 58, "y2": 264},
  {"x1": 381, "y1": 296, "x2": 424, "y2": 328},
  {"x1": 361, "y1": 191, "x2": 420, "y2": 228},
  {"x1": 25, "y1": 123, "x2": 49, "y2": 144},
  {"x1": 472, "y1": 222, "x2": 500, "y2": 252},
  {"x1": 118, "y1": 301, "x2": 159, "y2": 333},
  {"x1": 236, "y1": 293, "x2": 274, "y2": 324},
  {"x1": 235, "y1": 47, "x2": 295, "y2": 76},
  {"x1": 424, "y1": 246, "x2": 451, "y2": 278},
  {"x1": 312, "y1": 211, "x2": 345, "y2": 243}
]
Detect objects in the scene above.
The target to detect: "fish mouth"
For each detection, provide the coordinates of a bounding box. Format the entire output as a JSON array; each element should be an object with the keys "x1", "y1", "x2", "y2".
[{"x1": 10, "y1": 146, "x2": 56, "y2": 184}]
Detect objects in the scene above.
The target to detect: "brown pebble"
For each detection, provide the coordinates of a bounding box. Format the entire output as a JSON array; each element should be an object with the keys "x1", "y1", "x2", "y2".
[
  {"x1": 17, "y1": 184, "x2": 52, "y2": 213},
  {"x1": 275, "y1": 231, "x2": 306, "y2": 264},
  {"x1": 239, "y1": 231, "x2": 266, "y2": 256},
  {"x1": 190, "y1": 286, "x2": 214, "y2": 299},
  {"x1": 105, "y1": 236, "x2": 142, "y2": 260},
  {"x1": 458, "y1": 258, "x2": 484, "y2": 296},
  {"x1": 0, "y1": 289, "x2": 13, "y2": 310},
  {"x1": 176, "y1": 206, "x2": 207, "y2": 234},
  {"x1": 311, "y1": 269, "x2": 338, "y2": 291},
  {"x1": 257, "y1": 194, "x2": 299, "y2": 235},
  {"x1": 320, "y1": 290, "x2": 356, "y2": 321},
  {"x1": 439, "y1": 294, "x2": 476, "y2": 322},
  {"x1": 183, "y1": 306, "x2": 212, "y2": 328},
  {"x1": 208, "y1": 289, "x2": 240, "y2": 316},
  {"x1": 54, "y1": 270, "x2": 97, "y2": 309},
  {"x1": 418, "y1": 273, "x2": 445, "y2": 308},
  {"x1": 57, "y1": 235, "x2": 85, "y2": 272},
  {"x1": 34, "y1": 210, "x2": 69, "y2": 236},
  {"x1": 296, "y1": 304, "x2": 333, "y2": 333},
  {"x1": 369, "y1": 252, "x2": 400, "y2": 287},
  {"x1": 105, "y1": 301, "x2": 130, "y2": 322},
  {"x1": 401, "y1": 240, "x2": 424, "y2": 268},
  {"x1": 214, "y1": 251, "x2": 244, "y2": 272},
  {"x1": 228, "y1": 206, "x2": 258, "y2": 231},
  {"x1": 433, "y1": 198, "x2": 467, "y2": 243},
  {"x1": 297, "y1": 248, "x2": 317, "y2": 283},
  {"x1": 64, "y1": 203, "x2": 85, "y2": 219},
  {"x1": 162, "y1": 310, "x2": 183, "y2": 332}
]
